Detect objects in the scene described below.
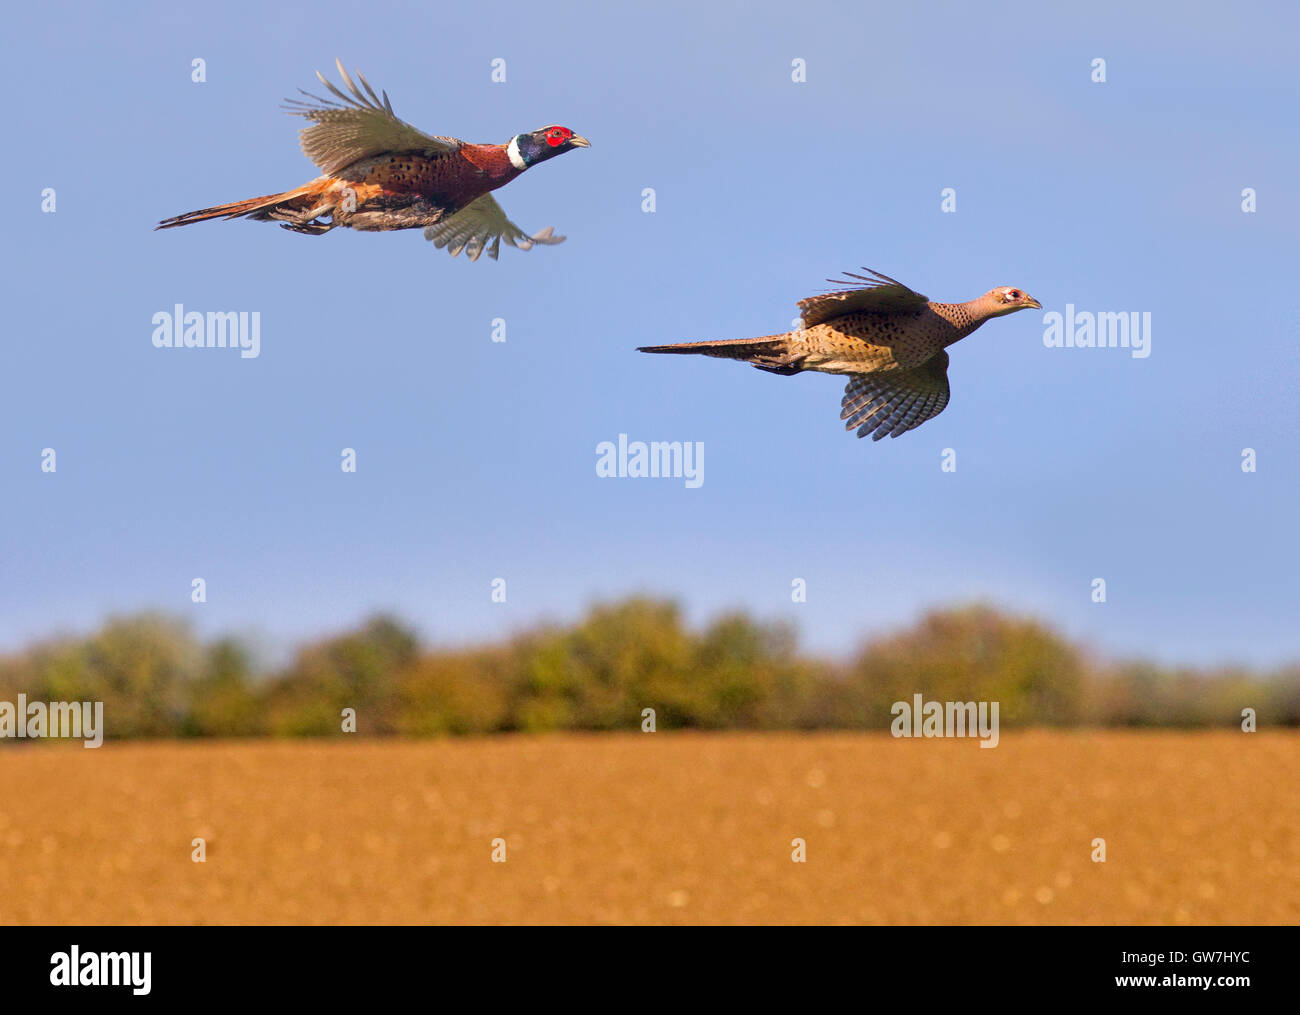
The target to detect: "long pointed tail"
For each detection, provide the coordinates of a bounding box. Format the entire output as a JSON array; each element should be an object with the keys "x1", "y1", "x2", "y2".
[
  {"x1": 638, "y1": 334, "x2": 799, "y2": 373},
  {"x1": 155, "y1": 181, "x2": 331, "y2": 230},
  {"x1": 637, "y1": 335, "x2": 789, "y2": 360}
]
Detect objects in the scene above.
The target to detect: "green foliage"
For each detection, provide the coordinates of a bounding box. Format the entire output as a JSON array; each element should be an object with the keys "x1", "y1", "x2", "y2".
[
  {"x1": 184, "y1": 639, "x2": 264, "y2": 737},
  {"x1": 536, "y1": 600, "x2": 696, "y2": 729},
  {"x1": 845, "y1": 605, "x2": 1086, "y2": 726},
  {"x1": 0, "y1": 601, "x2": 1295, "y2": 738},
  {"x1": 44, "y1": 615, "x2": 200, "y2": 738},
  {"x1": 396, "y1": 650, "x2": 511, "y2": 735},
  {"x1": 264, "y1": 616, "x2": 418, "y2": 736}
]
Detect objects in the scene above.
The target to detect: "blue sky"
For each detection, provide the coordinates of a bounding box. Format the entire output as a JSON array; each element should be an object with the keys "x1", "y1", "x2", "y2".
[{"x1": 4, "y1": 0, "x2": 1298, "y2": 668}]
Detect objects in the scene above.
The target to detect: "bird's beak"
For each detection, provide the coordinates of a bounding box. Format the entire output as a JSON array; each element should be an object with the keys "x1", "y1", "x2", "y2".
[
  {"x1": 1024, "y1": 296, "x2": 1042, "y2": 310},
  {"x1": 569, "y1": 135, "x2": 591, "y2": 148}
]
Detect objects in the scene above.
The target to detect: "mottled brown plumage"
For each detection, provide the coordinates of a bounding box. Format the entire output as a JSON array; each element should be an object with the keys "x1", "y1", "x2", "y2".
[{"x1": 638, "y1": 269, "x2": 1041, "y2": 440}]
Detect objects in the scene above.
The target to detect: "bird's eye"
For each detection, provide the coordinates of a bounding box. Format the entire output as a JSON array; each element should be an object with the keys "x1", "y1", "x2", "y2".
[
  {"x1": 1006, "y1": 290, "x2": 1020, "y2": 300},
  {"x1": 546, "y1": 127, "x2": 570, "y2": 146}
]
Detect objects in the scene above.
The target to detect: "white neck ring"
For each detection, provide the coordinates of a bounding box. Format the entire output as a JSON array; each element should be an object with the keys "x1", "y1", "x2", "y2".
[{"x1": 506, "y1": 136, "x2": 528, "y2": 171}]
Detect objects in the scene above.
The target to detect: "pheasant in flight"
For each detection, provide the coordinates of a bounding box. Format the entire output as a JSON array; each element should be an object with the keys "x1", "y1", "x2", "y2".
[
  {"x1": 639, "y1": 269, "x2": 1041, "y2": 440},
  {"x1": 157, "y1": 59, "x2": 590, "y2": 260}
]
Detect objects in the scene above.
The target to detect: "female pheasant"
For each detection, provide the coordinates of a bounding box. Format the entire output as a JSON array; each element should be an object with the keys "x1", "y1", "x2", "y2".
[
  {"x1": 157, "y1": 60, "x2": 589, "y2": 261},
  {"x1": 639, "y1": 269, "x2": 1041, "y2": 440}
]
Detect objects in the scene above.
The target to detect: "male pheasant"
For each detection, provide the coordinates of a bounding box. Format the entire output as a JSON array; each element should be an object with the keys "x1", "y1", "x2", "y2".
[
  {"x1": 157, "y1": 59, "x2": 589, "y2": 261},
  {"x1": 638, "y1": 269, "x2": 1041, "y2": 440}
]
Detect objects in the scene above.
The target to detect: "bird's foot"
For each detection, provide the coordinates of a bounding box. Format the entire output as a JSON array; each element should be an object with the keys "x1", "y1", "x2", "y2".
[{"x1": 278, "y1": 219, "x2": 334, "y2": 235}]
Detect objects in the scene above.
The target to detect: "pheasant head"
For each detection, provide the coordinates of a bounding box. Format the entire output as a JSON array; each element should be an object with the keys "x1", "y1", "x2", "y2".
[
  {"x1": 977, "y1": 286, "x2": 1042, "y2": 318},
  {"x1": 506, "y1": 126, "x2": 591, "y2": 170}
]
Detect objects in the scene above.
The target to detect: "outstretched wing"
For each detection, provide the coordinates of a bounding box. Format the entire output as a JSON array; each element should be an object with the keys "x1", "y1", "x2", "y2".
[
  {"x1": 424, "y1": 194, "x2": 565, "y2": 261},
  {"x1": 840, "y1": 351, "x2": 950, "y2": 440},
  {"x1": 798, "y1": 268, "x2": 929, "y2": 328},
  {"x1": 283, "y1": 59, "x2": 461, "y2": 175}
]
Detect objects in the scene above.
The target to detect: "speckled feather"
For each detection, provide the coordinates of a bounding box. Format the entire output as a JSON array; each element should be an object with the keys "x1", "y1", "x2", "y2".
[{"x1": 638, "y1": 268, "x2": 1040, "y2": 440}]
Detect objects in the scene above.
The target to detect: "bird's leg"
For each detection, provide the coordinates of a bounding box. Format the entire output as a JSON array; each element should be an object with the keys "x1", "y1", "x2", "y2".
[
  {"x1": 749, "y1": 348, "x2": 806, "y2": 375},
  {"x1": 278, "y1": 219, "x2": 334, "y2": 235},
  {"x1": 298, "y1": 200, "x2": 337, "y2": 222},
  {"x1": 272, "y1": 200, "x2": 338, "y2": 234}
]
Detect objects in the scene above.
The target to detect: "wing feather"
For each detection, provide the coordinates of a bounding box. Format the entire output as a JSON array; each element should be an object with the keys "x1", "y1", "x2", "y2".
[
  {"x1": 839, "y1": 351, "x2": 951, "y2": 440},
  {"x1": 798, "y1": 267, "x2": 929, "y2": 327},
  {"x1": 424, "y1": 194, "x2": 565, "y2": 261},
  {"x1": 283, "y1": 59, "x2": 460, "y2": 174}
]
